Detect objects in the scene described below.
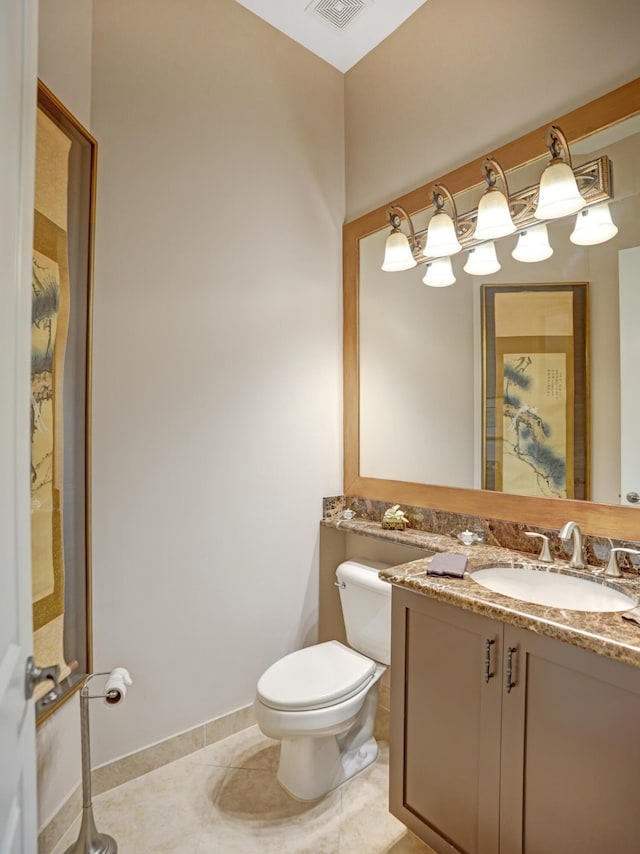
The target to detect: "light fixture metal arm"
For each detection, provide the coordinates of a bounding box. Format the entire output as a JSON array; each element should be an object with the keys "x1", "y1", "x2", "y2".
[
  {"x1": 483, "y1": 157, "x2": 512, "y2": 200},
  {"x1": 546, "y1": 124, "x2": 573, "y2": 167},
  {"x1": 431, "y1": 183, "x2": 460, "y2": 227},
  {"x1": 388, "y1": 204, "x2": 417, "y2": 249}
]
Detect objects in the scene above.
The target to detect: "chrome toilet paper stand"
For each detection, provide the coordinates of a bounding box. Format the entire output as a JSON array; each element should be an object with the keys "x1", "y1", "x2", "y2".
[{"x1": 65, "y1": 672, "x2": 121, "y2": 854}]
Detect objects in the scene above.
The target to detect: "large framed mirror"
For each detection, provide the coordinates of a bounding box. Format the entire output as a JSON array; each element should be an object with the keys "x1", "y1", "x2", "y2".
[{"x1": 344, "y1": 77, "x2": 640, "y2": 540}]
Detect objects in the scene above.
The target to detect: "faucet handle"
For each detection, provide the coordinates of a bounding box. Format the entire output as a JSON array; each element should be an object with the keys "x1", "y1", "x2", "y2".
[
  {"x1": 525, "y1": 531, "x2": 552, "y2": 562},
  {"x1": 604, "y1": 547, "x2": 640, "y2": 578}
]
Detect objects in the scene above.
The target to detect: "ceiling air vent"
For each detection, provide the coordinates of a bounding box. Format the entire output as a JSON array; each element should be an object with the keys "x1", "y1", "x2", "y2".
[{"x1": 306, "y1": 0, "x2": 367, "y2": 30}]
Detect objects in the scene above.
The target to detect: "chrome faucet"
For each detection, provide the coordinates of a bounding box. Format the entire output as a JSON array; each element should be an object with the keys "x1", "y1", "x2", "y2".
[{"x1": 559, "y1": 521, "x2": 586, "y2": 569}]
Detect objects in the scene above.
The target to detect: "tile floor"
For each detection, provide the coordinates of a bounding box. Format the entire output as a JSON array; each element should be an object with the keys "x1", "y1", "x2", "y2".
[{"x1": 52, "y1": 725, "x2": 435, "y2": 853}]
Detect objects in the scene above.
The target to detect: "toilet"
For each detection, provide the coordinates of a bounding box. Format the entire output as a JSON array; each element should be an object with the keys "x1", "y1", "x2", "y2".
[{"x1": 254, "y1": 558, "x2": 392, "y2": 801}]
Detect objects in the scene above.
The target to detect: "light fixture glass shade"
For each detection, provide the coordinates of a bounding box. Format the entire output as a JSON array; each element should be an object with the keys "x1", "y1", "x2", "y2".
[
  {"x1": 570, "y1": 202, "x2": 618, "y2": 245},
  {"x1": 423, "y1": 211, "x2": 462, "y2": 257},
  {"x1": 381, "y1": 229, "x2": 417, "y2": 271},
  {"x1": 474, "y1": 189, "x2": 516, "y2": 240},
  {"x1": 512, "y1": 224, "x2": 553, "y2": 262},
  {"x1": 422, "y1": 257, "x2": 456, "y2": 287},
  {"x1": 463, "y1": 241, "x2": 501, "y2": 276},
  {"x1": 534, "y1": 160, "x2": 586, "y2": 219}
]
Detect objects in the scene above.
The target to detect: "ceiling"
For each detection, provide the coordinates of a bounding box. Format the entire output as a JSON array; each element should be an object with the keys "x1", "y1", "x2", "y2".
[{"x1": 233, "y1": 0, "x2": 430, "y2": 73}]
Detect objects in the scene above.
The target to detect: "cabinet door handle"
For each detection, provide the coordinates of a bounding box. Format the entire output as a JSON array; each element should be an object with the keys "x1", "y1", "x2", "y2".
[
  {"x1": 506, "y1": 646, "x2": 518, "y2": 693},
  {"x1": 484, "y1": 638, "x2": 496, "y2": 683}
]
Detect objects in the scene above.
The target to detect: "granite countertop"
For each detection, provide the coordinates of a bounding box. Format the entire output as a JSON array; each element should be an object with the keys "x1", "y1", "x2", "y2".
[{"x1": 321, "y1": 517, "x2": 640, "y2": 669}]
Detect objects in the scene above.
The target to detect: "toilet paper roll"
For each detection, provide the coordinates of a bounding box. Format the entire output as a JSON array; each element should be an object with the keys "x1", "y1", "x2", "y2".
[{"x1": 104, "y1": 667, "x2": 133, "y2": 705}]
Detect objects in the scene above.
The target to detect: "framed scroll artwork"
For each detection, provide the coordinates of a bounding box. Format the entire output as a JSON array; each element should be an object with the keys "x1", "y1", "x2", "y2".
[
  {"x1": 482, "y1": 283, "x2": 589, "y2": 501},
  {"x1": 31, "y1": 81, "x2": 96, "y2": 720}
]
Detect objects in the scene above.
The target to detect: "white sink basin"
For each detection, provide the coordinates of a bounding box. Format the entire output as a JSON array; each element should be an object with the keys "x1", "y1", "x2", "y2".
[{"x1": 471, "y1": 565, "x2": 636, "y2": 612}]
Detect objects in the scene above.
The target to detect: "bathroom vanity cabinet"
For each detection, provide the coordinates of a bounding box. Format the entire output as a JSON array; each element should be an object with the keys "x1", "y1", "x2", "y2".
[{"x1": 389, "y1": 586, "x2": 640, "y2": 854}]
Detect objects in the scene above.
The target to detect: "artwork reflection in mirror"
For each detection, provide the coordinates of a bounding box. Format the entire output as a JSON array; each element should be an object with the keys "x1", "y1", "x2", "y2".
[
  {"x1": 358, "y1": 115, "x2": 640, "y2": 506},
  {"x1": 481, "y1": 283, "x2": 588, "y2": 500}
]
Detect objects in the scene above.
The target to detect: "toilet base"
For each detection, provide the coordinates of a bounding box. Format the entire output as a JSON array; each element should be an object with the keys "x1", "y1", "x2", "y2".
[
  {"x1": 275, "y1": 681, "x2": 381, "y2": 802},
  {"x1": 277, "y1": 735, "x2": 379, "y2": 802}
]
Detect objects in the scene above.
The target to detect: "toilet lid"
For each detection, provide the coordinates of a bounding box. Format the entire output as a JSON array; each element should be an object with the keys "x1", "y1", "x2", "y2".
[{"x1": 257, "y1": 640, "x2": 376, "y2": 712}]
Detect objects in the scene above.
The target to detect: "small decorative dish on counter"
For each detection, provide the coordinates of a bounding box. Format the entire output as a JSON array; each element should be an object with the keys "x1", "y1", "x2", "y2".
[
  {"x1": 457, "y1": 529, "x2": 484, "y2": 546},
  {"x1": 382, "y1": 504, "x2": 409, "y2": 530}
]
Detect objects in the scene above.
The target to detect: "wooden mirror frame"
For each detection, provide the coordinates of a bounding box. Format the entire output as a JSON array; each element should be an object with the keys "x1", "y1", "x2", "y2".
[{"x1": 343, "y1": 77, "x2": 640, "y2": 540}]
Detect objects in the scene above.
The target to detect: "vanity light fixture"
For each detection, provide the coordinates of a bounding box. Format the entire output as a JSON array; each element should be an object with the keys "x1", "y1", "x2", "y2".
[
  {"x1": 381, "y1": 205, "x2": 418, "y2": 271},
  {"x1": 473, "y1": 158, "x2": 516, "y2": 240},
  {"x1": 512, "y1": 223, "x2": 554, "y2": 262},
  {"x1": 423, "y1": 184, "x2": 462, "y2": 258},
  {"x1": 380, "y1": 124, "x2": 614, "y2": 284},
  {"x1": 570, "y1": 201, "x2": 619, "y2": 245},
  {"x1": 463, "y1": 241, "x2": 501, "y2": 275},
  {"x1": 423, "y1": 256, "x2": 456, "y2": 287},
  {"x1": 534, "y1": 125, "x2": 586, "y2": 220}
]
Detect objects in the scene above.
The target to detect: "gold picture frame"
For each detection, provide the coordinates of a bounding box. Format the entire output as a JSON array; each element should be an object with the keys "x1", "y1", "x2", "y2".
[
  {"x1": 32, "y1": 81, "x2": 97, "y2": 722},
  {"x1": 482, "y1": 282, "x2": 589, "y2": 501}
]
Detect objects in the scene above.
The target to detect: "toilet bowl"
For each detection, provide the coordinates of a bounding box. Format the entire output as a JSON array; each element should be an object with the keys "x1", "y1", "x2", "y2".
[{"x1": 254, "y1": 558, "x2": 392, "y2": 802}]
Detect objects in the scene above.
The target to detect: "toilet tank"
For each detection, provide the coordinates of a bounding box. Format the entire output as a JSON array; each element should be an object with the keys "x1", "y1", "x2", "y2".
[{"x1": 336, "y1": 558, "x2": 393, "y2": 665}]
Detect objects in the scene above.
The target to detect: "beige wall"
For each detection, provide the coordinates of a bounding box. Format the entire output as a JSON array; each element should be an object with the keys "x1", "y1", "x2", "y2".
[
  {"x1": 38, "y1": 0, "x2": 92, "y2": 127},
  {"x1": 88, "y1": 0, "x2": 344, "y2": 768},
  {"x1": 345, "y1": 0, "x2": 640, "y2": 220}
]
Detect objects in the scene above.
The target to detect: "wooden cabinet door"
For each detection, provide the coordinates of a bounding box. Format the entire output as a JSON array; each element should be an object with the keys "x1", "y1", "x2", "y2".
[
  {"x1": 500, "y1": 625, "x2": 640, "y2": 854},
  {"x1": 390, "y1": 588, "x2": 503, "y2": 854}
]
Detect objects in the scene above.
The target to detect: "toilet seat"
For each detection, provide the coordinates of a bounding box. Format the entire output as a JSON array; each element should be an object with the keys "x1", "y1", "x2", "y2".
[{"x1": 257, "y1": 640, "x2": 375, "y2": 712}]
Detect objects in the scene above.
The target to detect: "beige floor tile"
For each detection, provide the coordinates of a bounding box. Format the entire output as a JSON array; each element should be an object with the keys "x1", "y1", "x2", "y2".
[
  {"x1": 53, "y1": 758, "x2": 226, "y2": 854},
  {"x1": 49, "y1": 727, "x2": 430, "y2": 854},
  {"x1": 96, "y1": 759, "x2": 226, "y2": 853},
  {"x1": 185, "y1": 723, "x2": 279, "y2": 772},
  {"x1": 195, "y1": 766, "x2": 342, "y2": 853}
]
